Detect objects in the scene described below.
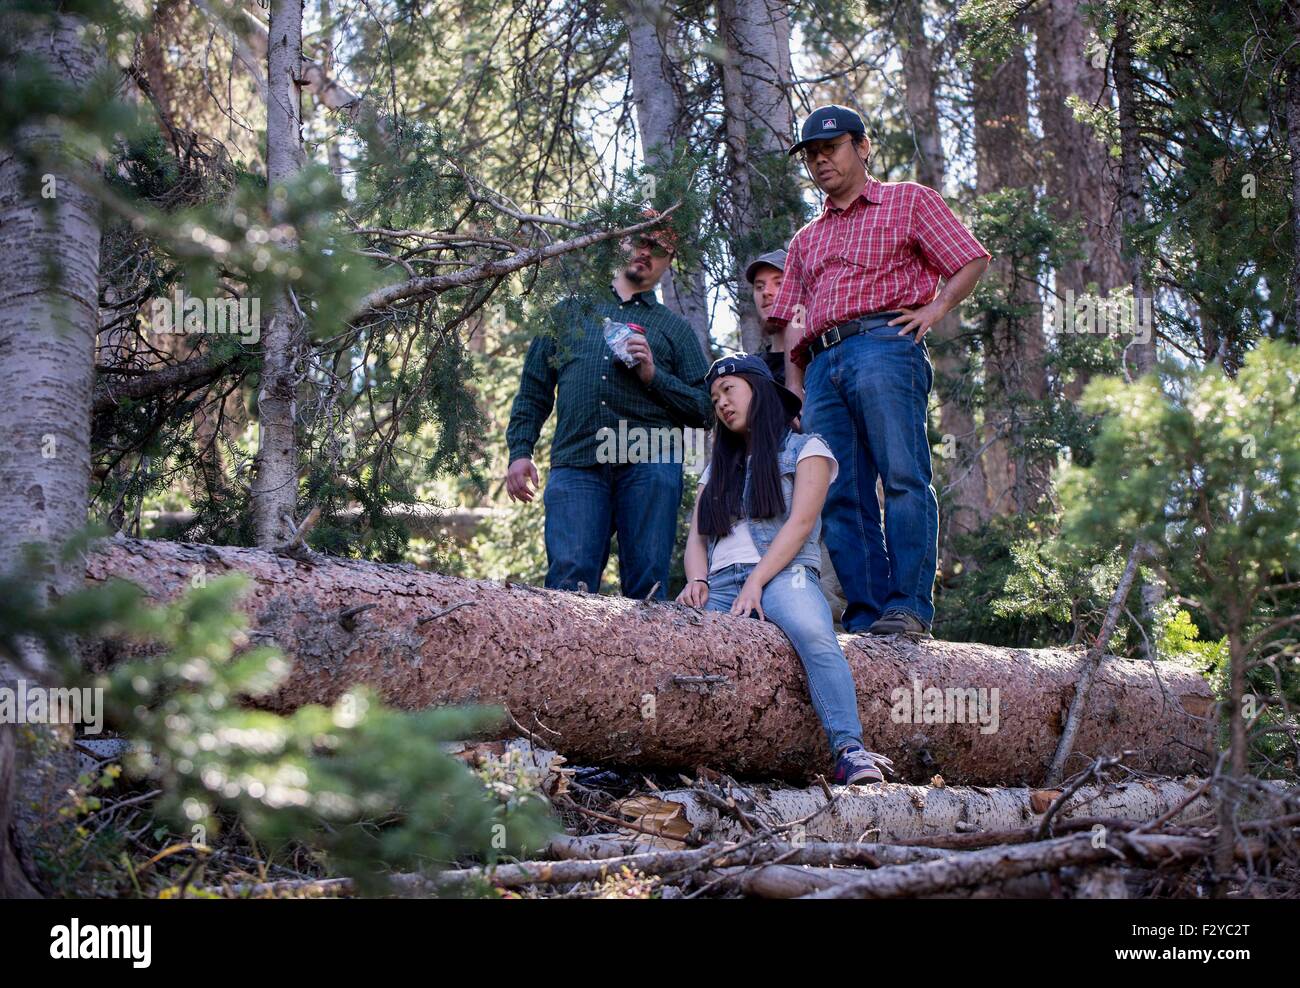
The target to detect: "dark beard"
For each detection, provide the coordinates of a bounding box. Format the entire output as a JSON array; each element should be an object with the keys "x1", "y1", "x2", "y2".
[{"x1": 623, "y1": 262, "x2": 649, "y2": 286}]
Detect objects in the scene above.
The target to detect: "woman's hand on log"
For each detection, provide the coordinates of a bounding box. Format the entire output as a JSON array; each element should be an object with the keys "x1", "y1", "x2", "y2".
[
  {"x1": 677, "y1": 579, "x2": 709, "y2": 609},
  {"x1": 731, "y1": 577, "x2": 766, "y2": 621}
]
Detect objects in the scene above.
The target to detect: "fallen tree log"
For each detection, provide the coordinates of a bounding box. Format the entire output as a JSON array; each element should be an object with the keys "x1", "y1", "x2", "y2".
[
  {"x1": 800, "y1": 831, "x2": 1232, "y2": 899},
  {"x1": 806, "y1": 827, "x2": 1297, "y2": 900},
  {"x1": 207, "y1": 838, "x2": 959, "y2": 897},
  {"x1": 546, "y1": 833, "x2": 952, "y2": 867},
  {"x1": 86, "y1": 537, "x2": 1215, "y2": 785},
  {"x1": 650, "y1": 776, "x2": 1215, "y2": 844},
  {"x1": 719, "y1": 864, "x2": 1060, "y2": 899},
  {"x1": 140, "y1": 505, "x2": 502, "y2": 543}
]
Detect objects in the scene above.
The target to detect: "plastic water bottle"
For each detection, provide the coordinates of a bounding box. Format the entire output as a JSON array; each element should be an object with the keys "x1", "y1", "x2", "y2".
[{"x1": 603, "y1": 318, "x2": 646, "y2": 367}]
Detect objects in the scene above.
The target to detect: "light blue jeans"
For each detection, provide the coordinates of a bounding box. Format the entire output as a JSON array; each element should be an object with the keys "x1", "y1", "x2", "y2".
[{"x1": 704, "y1": 562, "x2": 864, "y2": 754}]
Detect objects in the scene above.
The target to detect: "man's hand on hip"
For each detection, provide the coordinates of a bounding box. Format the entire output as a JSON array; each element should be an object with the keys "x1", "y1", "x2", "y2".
[
  {"x1": 888, "y1": 300, "x2": 947, "y2": 343},
  {"x1": 506, "y1": 457, "x2": 540, "y2": 502}
]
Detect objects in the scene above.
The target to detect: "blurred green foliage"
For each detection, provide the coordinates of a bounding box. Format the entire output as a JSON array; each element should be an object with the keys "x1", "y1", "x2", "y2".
[{"x1": 1, "y1": 551, "x2": 557, "y2": 895}]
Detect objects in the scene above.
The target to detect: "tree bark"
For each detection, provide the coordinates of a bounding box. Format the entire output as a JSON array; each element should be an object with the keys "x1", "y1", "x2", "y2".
[
  {"x1": 622, "y1": 0, "x2": 712, "y2": 356},
  {"x1": 803, "y1": 830, "x2": 1216, "y2": 899},
  {"x1": 714, "y1": 861, "x2": 1053, "y2": 898},
  {"x1": 206, "y1": 837, "x2": 950, "y2": 897},
  {"x1": 86, "y1": 538, "x2": 1216, "y2": 785},
  {"x1": 1113, "y1": 9, "x2": 1156, "y2": 377},
  {"x1": 0, "y1": 6, "x2": 104, "y2": 898},
  {"x1": 241, "y1": 4, "x2": 379, "y2": 131},
  {"x1": 1033, "y1": 0, "x2": 1125, "y2": 400},
  {"x1": 1286, "y1": 0, "x2": 1300, "y2": 340},
  {"x1": 718, "y1": 0, "x2": 757, "y2": 352},
  {"x1": 717, "y1": 0, "x2": 797, "y2": 354},
  {"x1": 655, "y1": 775, "x2": 1212, "y2": 844},
  {"x1": 252, "y1": 0, "x2": 307, "y2": 547},
  {"x1": 1033, "y1": 0, "x2": 1125, "y2": 360},
  {"x1": 139, "y1": 0, "x2": 180, "y2": 140},
  {"x1": 973, "y1": 36, "x2": 1050, "y2": 515}
]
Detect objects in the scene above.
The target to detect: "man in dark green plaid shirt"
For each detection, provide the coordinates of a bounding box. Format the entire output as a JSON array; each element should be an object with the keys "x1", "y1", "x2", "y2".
[{"x1": 505, "y1": 228, "x2": 712, "y2": 599}]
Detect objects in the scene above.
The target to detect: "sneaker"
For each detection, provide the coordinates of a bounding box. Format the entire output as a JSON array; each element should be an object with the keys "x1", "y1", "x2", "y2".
[
  {"x1": 867, "y1": 608, "x2": 932, "y2": 638},
  {"x1": 832, "y1": 745, "x2": 895, "y2": 786}
]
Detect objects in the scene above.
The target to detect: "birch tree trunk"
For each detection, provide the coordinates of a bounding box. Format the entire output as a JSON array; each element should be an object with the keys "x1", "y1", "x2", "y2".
[
  {"x1": 242, "y1": 4, "x2": 375, "y2": 128},
  {"x1": 658, "y1": 775, "x2": 1213, "y2": 844},
  {"x1": 897, "y1": 0, "x2": 990, "y2": 556},
  {"x1": 622, "y1": 0, "x2": 712, "y2": 355},
  {"x1": 0, "y1": 6, "x2": 103, "y2": 898},
  {"x1": 251, "y1": 0, "x2": 307, "y2": 546}
]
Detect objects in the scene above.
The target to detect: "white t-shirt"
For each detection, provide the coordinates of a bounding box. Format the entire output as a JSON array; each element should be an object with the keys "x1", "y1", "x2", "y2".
[{"x1": 697, "y1": 438, "x2": 838, "y2": 573}]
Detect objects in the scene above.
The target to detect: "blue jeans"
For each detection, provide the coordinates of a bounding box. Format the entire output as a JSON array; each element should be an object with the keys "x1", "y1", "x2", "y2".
[
  {"x1": 543, "y1": 461, "x2": 683, "y2": 599},
  {"x1": 801, "y1": 324, "x2": 939, "y2": 630},
  {"x1": 704, "y1": 562, "x2": 864, "y2": 754}
]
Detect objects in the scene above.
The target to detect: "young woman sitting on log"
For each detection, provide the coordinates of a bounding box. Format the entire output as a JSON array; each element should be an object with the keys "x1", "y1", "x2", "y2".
[{"x1": 676, "y1": 353, "x2": 895, "y2": 786}]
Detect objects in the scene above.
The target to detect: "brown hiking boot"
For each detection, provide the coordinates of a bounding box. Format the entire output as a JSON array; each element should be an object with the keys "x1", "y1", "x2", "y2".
[{"x1": 866, "y1": 608, "x2": 932, "y2": 638}]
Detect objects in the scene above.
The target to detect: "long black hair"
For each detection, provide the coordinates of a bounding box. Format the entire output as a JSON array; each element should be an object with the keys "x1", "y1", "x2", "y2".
[{"x1": 698, "y1": 371, "x2": 795, "y2": 537}]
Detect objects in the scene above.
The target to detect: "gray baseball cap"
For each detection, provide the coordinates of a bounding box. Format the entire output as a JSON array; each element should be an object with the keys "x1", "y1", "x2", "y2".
[{"x1": 745, "y1": 248, "x2": 788, "y2": 284}]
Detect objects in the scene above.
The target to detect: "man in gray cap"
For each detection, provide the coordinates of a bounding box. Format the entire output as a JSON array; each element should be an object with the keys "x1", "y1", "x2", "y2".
[{"x1": 745, "y1": 248, "x2": 794, "y2": 386}]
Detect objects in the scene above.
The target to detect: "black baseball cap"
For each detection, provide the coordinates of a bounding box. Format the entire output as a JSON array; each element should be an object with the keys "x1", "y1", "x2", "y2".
[
  {"x1": 788, "y1": 104, "x2": 866, "y2": 156},
  {"x1": 745, "y1": 248, "x2": 788, "y2": 284},
  {"x1": 705, "y1": 352, "x2": 802, "y2": 419}
]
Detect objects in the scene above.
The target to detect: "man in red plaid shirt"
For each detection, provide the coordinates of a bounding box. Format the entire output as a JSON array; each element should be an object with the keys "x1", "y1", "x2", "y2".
[{"x1": 767, "y1": 104, "x2": 989, "y2": 637}]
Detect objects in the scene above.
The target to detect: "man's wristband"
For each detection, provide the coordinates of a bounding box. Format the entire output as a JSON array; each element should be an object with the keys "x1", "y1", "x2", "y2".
[{"x1": 688, "y1": 578, "x2": 709, "y2": 586}]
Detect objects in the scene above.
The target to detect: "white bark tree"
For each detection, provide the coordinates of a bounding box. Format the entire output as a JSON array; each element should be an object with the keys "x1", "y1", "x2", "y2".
[
  {"x1": 251, "y1": 0, "x2": 307, "y2": 546},
  {"x1": 0, "y1": 6, "x2": 103, "y2": 898}
]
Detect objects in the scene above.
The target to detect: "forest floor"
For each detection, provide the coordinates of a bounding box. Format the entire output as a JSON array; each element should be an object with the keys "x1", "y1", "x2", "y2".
[{"x1": 28, "y1": 735, "x2": 1300, "y2": 900}]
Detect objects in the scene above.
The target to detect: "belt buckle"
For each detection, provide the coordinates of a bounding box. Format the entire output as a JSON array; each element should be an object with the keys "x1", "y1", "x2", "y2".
[{"x1": 819, "y1": 325, "x2": 841, "y2": 350}]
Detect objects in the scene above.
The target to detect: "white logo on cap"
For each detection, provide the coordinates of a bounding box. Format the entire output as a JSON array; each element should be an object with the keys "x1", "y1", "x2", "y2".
[{"x1": 823, "y1": 118, "x2": 837, "y2": 129}]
